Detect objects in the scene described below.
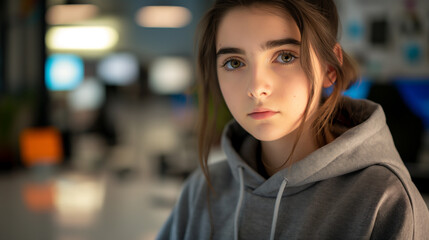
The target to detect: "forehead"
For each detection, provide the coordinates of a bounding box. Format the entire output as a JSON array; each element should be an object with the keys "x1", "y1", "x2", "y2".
[{"x1": 216, "y1": 5, "x2": 300, "y2": 49}]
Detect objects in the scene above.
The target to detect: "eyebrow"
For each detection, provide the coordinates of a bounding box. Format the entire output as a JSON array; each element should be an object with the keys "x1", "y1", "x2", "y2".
[
  {"x1": 263, "y1": 38, "x2": 301, "y2": 50},
  {"x1": 216, "y1": 47, "x2": 244, "y2": 57},
  {"x1": 216, "y1": 38, "x2": 301, "y2": 58}
]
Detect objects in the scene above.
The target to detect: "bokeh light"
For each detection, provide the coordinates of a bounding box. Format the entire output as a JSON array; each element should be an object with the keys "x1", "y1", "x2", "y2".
[
  {"x1": 46, "y1": 26, "x2": 118, "y2": 51},
  {"x1": 97, "y1": 53, "x2": 139, "y2": 86},
  {"x1": 68, "y1": 78, "x2": 106, "y2": 111},
  {"x1": 45, "y1": 54, "x2": 84, "y2": 91},
  {"x1": 149, "y1": 57, "x2": 192, "y2": 94},
  {"x1": 135, "y1": 6, "x2": 192, "y2": 28}
]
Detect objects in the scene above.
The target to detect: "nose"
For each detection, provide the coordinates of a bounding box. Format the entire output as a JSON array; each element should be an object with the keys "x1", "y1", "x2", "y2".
[{"x1": 247, "y1": 66, "x2": 272, "y2": 99}]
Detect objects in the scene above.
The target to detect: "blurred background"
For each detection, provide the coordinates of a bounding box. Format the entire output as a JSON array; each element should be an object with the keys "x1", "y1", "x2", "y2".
[{"x1": 0, "y1": 0, "x2": 428, "y2": 239}]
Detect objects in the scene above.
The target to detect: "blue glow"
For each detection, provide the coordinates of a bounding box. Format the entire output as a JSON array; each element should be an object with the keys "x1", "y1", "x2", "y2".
[
  {"x1": 343, "y1": 78, "x2": 372, "y2": 99},
  {"x1": 347, "y1": 20, "x2": 364, "y2": 40},
  {"x1": 403, "y1": 43, "x2": 422, "y2": 64},
  {"x1": 394, "y1": 78, "x2": 429, "y2": 129},
  {"x1": 45, "y1": 54, "x2": 84, "y2": 91},
  {"x1": 324, "y1": 78, "x2": 372, "y2": 99}
]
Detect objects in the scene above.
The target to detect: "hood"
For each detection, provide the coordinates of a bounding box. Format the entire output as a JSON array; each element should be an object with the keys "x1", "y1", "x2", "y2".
[{"x1": 221, "y1": 97, "x2": 409, "y2": 198}]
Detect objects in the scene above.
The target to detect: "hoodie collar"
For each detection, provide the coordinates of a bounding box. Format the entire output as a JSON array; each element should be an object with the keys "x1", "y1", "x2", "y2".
[{"x1": 221, "y1": 98, "x2": 409, "y2": 198}]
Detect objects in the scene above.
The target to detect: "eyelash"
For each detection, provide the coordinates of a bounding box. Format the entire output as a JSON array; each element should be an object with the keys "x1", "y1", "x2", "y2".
[
  {"x1": 221, "y1": 57, "x2": 245, "y2": 71},
  {"x1": 276, "y1": 51, "x2": 298, "y2": 65},
  {"x1": 220, "y1": 50, "x2": 298, "y2": 71}
]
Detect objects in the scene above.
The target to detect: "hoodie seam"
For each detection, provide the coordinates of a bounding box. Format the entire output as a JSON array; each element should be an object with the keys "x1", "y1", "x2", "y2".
[{"x1": 371, "y1": 164, "x2": 415, "y2": 239}]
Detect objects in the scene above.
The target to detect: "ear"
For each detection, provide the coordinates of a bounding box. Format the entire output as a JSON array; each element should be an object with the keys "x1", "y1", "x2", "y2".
[
  {"x1": 333, "y1": 43, "x2": 343, "y2": 65},
  {"x1": 323, "y1": 43, "x2": 343, "y2": 88}
]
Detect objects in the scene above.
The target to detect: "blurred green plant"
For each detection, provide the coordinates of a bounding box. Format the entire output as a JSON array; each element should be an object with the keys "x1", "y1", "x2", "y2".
[{"x1": 0, "y1": 93, "x2": 35, "y2": 164}]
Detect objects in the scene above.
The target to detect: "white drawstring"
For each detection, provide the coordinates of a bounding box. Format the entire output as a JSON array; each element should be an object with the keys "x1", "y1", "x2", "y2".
[
  {"x1": 234, "y1": 166, "x2": 245, "y2": 240},
  {"x1": 234, "y1": 168, "x2": 288, "y2": 240},
  {"x1": 270, "y1": 177, "x2": 288, "y2": 240}
]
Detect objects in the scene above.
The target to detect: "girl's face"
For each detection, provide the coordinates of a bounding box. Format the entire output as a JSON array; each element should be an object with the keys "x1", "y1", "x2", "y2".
[{"x1": 216, "y1": 6, "x2": 327, "y2": 142}]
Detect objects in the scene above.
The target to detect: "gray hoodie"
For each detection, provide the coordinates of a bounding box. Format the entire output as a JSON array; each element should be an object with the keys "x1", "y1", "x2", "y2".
[{"x1": 157, "y1": 98, "x2": 429, "y2": 240}]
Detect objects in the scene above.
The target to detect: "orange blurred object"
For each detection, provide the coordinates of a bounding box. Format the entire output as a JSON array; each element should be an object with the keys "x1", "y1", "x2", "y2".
[
  {"x1": 23, "y1": 183, "x2": 56, "y2": 212},
  {"x1": 20, "y1": 127, "x2": 63, "y2": 166}
]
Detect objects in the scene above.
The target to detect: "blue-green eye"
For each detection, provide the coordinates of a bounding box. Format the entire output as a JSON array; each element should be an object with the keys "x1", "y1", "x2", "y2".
[
  {"x1": 276, "y1": 52, "x2": 296, "y2": 64},
  {"x1": 224, "y1": 59, "x2": 244, "y2": 70}
]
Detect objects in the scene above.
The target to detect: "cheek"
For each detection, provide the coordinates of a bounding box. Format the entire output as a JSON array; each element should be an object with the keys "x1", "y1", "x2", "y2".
[
  {"x1": 218, "y1": 72, "x2": 228, "y2": 97},
  {"x1": 219, "y1": 83, "x2": 232, "y2": 103},
  {"x1": 277, "y1": 70, "x2": 310, "y2": 100},
  {"x1": 276, "y1": 72, "x2": 312, "y2": 115},
  {"x1": 218, "y1": 75, "x2": 238, "y2": 107}
]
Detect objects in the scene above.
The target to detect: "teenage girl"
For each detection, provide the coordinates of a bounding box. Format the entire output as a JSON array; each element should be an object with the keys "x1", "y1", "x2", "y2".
[{"x1": 157, "y1": 0, "x2": 429, "y2": 239}]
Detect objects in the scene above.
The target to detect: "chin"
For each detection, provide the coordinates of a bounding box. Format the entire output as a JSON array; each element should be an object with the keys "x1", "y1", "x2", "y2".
[
  {"x1": 247, "y1": 126, "x2": 292, "y2": 142},
  {"x1": 250, "y1": 132, "x2": 283, "y2": 142}
]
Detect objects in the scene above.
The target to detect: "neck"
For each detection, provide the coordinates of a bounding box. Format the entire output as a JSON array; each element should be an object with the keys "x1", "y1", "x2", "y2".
[{"x1": 261, "y1": 121, "x2": 319, "y2": 176}]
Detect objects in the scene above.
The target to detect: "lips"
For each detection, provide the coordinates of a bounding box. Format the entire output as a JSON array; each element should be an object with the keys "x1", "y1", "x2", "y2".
[{"x1": 248, "y1": 108, "x2": 279, "y2": 120}]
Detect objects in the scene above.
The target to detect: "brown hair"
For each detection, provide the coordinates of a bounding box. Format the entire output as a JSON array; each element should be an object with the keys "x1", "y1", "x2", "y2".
[{"x1": 196, "y1": 0, "x2": 358, "y2": 184}]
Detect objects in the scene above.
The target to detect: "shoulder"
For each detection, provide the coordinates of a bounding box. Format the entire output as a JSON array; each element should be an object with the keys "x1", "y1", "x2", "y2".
[
  {"x1": 185, "y1": 160, "x2": 231, "y2": 185},
  {"x1": 180, "y1": 168, "x2": 206, "y2": 201},
  {"x1": 332, "y1": 165, "x2": 413, "y2": 217},
  {"x1": 181, "y1": 160, "x2": 233, "y2": 200},
  {"x1": 359, "y1": 165, "x2": 417, "y2": 238},
  {"x1": 355, "y1": 165, "x2": 410, "y2": 201},
  {"x1": 358, "y1": 165, "x2": 403, "y2": 183},
  {"x1": 356, "y1": 165, "x2": 429, "y2": 239}
]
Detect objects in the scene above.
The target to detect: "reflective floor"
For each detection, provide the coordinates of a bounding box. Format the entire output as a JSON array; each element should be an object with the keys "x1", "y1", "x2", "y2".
[{"x1": 0, "y1": 166, "x2": 183, "y2": 240}]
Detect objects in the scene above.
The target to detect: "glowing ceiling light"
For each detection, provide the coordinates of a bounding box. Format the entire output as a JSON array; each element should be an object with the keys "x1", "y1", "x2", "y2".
[
  {"x1": 46, "y1": 26, "x2": 118, "y2": 51},
  {"x1": 136, "y1": 6, "x2": 192, "y2": 28},
  {"x1": 46, "y1": 4, "x2": 99, "y2": 25}
]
